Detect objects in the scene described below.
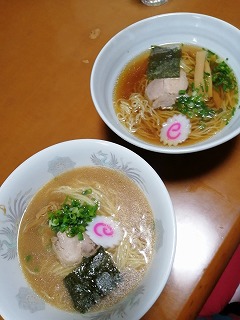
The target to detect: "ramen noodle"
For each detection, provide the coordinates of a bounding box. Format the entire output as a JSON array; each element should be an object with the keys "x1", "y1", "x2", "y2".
[
  {"x1": 18, "y1": 166, "x2": 155, "y2": 313},
  {"x1": 114, "y1": 44, "x2": 239, "y2": 146}
]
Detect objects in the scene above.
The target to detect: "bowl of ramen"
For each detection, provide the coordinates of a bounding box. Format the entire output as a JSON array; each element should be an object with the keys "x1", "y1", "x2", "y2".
[
  {"x1": 91, "y1": 13, "x2": 240, "y2": 154},
  {"x1": 0, "y1": 139, "x2": 176, "y2": 320}
]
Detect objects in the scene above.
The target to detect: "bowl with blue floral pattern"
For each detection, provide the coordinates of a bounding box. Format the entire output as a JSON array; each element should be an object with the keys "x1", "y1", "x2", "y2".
[{"x1": 0, "y1": 139, "x2": 176, "y2": 320}]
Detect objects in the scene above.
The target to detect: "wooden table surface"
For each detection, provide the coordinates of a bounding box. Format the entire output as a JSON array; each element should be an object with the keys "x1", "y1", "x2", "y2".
[{"x1": 0, "y1": 0, "x2": 240, "y2": 319}]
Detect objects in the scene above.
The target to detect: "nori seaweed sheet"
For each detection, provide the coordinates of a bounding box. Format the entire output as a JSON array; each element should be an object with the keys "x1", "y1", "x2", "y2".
[
  {"x1": 147, "y1": 45, "x2": 181, "y2": 80},
  {"x1": 64, "y1": 246, "x2": 121, "y2": 313}
]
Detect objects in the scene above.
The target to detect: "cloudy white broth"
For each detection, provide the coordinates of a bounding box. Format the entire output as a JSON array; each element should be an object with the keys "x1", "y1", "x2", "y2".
[{"x1": 18, "y1": 166, "x2": 155, "y2": 313}]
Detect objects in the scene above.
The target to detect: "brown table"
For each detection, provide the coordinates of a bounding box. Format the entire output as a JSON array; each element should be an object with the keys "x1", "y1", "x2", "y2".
[{"x1": 0, "y1": 0, "x2": 239, "y2": 319}]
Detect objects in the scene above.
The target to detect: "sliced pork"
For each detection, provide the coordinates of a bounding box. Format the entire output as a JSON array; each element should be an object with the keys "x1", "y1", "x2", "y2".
[
  {"x1": 51, "y1": 231, "x2": 98, "y2": 267},
  {"x1": 145, "y1": 69, "x2": 188, "y2": 109}
]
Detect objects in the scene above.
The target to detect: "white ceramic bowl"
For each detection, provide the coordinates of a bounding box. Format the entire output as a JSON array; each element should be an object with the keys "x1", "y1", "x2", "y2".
[
  {"x1": 0, "y1": 139, "x2": 176, "y2": 320},
  {"x1": 91, "y1": 13, "x2": 240, "y2": 154}
]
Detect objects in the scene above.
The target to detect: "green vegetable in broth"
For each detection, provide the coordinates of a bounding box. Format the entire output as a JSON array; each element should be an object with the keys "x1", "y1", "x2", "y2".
[
  {"x1": 48, "y1": 192, "x2": 98, "y2": 240},
  {"x1": 25, "y1": 254, "x2": 32, "y2": 262},
  {"x1": 147, "y1": 45, "x2": 181, "y2": 80},
  {"x1": 175, "y1": 90, "x2": 216, "y2": 121},
  {"x1": 64, "y1": 246, "x2": 121, "y2": 313},
  {"x1": 211, "y1": 60, "x2": 238, "y2": 92}
]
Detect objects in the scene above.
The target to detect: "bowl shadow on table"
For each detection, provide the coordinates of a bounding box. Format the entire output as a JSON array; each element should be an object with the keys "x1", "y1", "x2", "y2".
[{"x1": 104, "y1": 127, "x2": 237, "y2": 182}]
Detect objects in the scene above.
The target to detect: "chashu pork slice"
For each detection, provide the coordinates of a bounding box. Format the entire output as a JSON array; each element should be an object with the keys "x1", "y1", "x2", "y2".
[
  {"x1": 145, "y1": 69, "x2": 188, "y2": 109},
  {"x1": 51, "y1": 231, "x2": 98, "y2": 267}
]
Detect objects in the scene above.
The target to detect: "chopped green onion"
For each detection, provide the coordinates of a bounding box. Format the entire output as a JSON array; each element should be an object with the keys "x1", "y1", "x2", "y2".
[
  {"x1": 48, "y1": 191, "x2": 98, "y2": 240},
  {"x1": 25, "y1": 254, "x2": 32, "y2": 262},
  {"x1": 179, "y1": 89, "x2": 186, "y2": 95},
  {"x1": 211, "y1": 60, "x2": 238, "y2": 92},
  {"x1": 175, "y1": 90, "x2": 216, "y2": 121},
  {"x1": 82, "y1": 188, "x2": 92, "y2": 195}
]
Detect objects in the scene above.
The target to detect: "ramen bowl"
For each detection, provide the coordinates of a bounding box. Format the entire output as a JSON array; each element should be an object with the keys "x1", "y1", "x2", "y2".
[
  {"x1": 0, "y1": 139, "x2": 176, "y2": 320},
  {"x1": 90, "y1": 13, "x2": 240, "y2": 154}
]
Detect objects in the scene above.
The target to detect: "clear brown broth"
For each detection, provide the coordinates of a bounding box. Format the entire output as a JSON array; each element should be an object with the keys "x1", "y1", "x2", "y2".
[{"x1": 113, "y1": 44, "x2": 238, "y2": 147}]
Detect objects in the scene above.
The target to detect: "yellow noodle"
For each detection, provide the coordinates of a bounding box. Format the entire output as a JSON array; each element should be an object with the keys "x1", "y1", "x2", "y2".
[{"x1": 23, "y1": 202, "x2": 57, "y2": 233}]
